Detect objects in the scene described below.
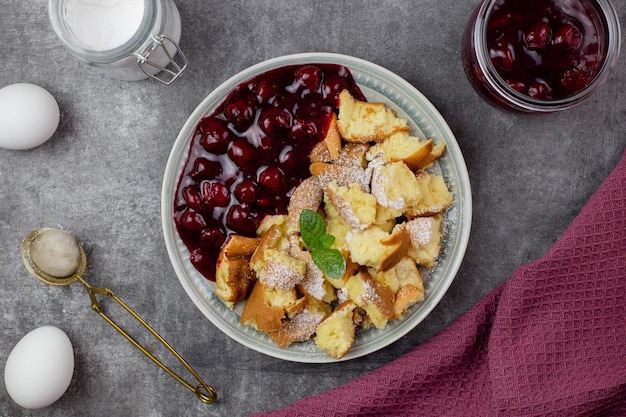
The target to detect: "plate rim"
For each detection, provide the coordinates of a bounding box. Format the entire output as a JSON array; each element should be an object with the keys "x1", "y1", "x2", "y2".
[{"x1": 161, "y1": 52, "x2": 472, "y2": 363}]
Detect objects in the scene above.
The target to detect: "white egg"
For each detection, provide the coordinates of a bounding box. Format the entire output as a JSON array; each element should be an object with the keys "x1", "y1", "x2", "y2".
[
  {"x1": 4, "y1": 326, "x2": 74, "y2": 409},
  {"x1": 0, "y1": 83, "x2": 60, "y2": 150}
]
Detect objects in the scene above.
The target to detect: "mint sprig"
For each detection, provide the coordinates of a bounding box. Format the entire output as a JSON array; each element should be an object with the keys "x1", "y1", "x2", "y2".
[{"x1": 299, "y1": 209, "x2": 346, "y2": 279}]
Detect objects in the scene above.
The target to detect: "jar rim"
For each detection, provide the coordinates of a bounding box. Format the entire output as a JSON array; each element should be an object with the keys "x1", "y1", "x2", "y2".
[
  {"x1": 48, "y1": 0, "x2": 157, "y2": 64},
  {"x1": 473, "y1": 0, "x2": 621, "y2": 112}
]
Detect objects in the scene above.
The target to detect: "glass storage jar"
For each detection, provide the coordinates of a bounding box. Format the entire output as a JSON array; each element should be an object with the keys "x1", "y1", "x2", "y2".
[
  {"x1": 462, "y1": 0, "x2": 620, "y2": 112},
  {"x1": 49, "y1": 0, "x2": 187, "y2": 84}
]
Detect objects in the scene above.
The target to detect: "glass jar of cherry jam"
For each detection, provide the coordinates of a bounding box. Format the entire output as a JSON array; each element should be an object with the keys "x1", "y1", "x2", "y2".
[{"x1": 462, "y1": 0, "x2": 620, "y2": 112}]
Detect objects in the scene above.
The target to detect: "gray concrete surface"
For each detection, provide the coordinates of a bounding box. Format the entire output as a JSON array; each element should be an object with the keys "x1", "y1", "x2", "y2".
[{"x1": 1, "y1": 1, "x2": 624, "y2": 416}]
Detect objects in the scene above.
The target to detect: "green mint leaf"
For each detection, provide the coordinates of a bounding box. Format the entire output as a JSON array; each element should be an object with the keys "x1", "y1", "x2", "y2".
[
  {"x1": 311, "y1": 248, "x2": 346, "y2": 280},
  {"x1": 299, "y1": 209, "x2": 327, "y2": 250},
  {"x1": 318, "y1": 234, "x2": 335, "y2": 249},
  {"x1": 299, "y1": 209, "x2": 346, "y2": 279}
]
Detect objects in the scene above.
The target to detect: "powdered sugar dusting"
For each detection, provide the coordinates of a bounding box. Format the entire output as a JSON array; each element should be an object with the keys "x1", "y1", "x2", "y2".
[
  {"x1": 370, "y1": 160, "x2": 405, "y2": 210},
  {"x1": 315, "y1": 164, "x2": 371, "y2": 193},
  {"x1": 300, "y1": 257, "x2": 328, "y2": 300},
  {"x1": 287, "y1": 177, "x2": 323, "y2": 230},
  {"x1": 260, "y1": 258, "x2": 304, "y2": 291},
  {"x1": 360, "y1": 277, "x2": 380, "y2": 305},
  {"x1": 288, "y1": 244, "x2": 328, "y2": 300},
  {"x1": 337, "y1": 287, "x2": 349, "y2": 304},
  {"x1": 334, "y1": 143, "x2": 370, "y2": 166},
  {"x1": 327, "y1": 183, "x2": 366, "y2": 230},
  {"x1": 280, "y1": 309, "x2": 324, "y2": 343},
  {"x1": 405, "y1": 217, "x2": 434, "y2": 246}
]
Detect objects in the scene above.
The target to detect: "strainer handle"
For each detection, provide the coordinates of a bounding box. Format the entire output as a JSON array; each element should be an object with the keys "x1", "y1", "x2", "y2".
[{"x1": 76, "y1": 275, "x2": 217, "y2": 404}]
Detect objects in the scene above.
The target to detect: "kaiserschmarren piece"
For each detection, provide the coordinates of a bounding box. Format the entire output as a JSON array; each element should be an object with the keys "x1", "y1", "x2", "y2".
[
  {"x1": 212, "y1": 89, "x2": 453, "y2": 358},
  {"x1": 326, "y1": 181, "x2": 377, "y2": 230},
  {"x1": 367, "y1": 132, "x2": 434, "y2": 171},
  {"x1": 287, "y1": 177, "x2": 324, "y2": 233},
  {"x1": 370, "y1": 160, "x2": 422, "y2": 210},
  {"x1": 406, "y1": 172, "x2": 454, "y2": 217},
  {"x1": 314, "y1": 300, "x2": 357, "y2": 359},
  {"x1": 214, "y1": 235, "x2": 260, "y2": 302},
  {"x1": 346, "y1": 225, "x2": 411, "y2": 272},
  {"x1": 344, "y1": 270, "x2": 395, "y2": 329},
  {"x1": 337, "y1": 89, "x2": 409, "y2": 143}
]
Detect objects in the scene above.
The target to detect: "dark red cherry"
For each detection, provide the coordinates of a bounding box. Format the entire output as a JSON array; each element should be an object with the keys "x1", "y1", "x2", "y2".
[
  {"x1": 322, "y1": 74, "x2": 350, "y2": 100},
  {"x1": 527, "y1": 80, "x2": 552, "y2": 99},
  {"x1": 259, "y1": 108, "x2": 293, "y2": 136},
  {"x1": 190, "y1": 158, "x2": 222, "y2": 180},
  {"x1": 490, "y1": 40, "x2": 515, "y2": 72},
  {"x1": 233, "y1": 179, "x2": 259, "y2": 203},
  {"x1": 228, "y1": 138, "x2": 255, "y2": 168},
  {"x1": 255, "y1": 79, "x2": 281, "y2": 104},
  {"x1": 202, "y1": 181, "x2": 231, "y2": 207},
  {"x1": 226, "y1": 205, "x2": 258, "y2": 236},
  {"x1": 199, "y1": 119, "x2": 230, "y2": 153},
  {"x1": 290, "y1": 119, "x2": 318, "y2": 139},
  {"x1": 224, "y1": 99, "x2": 255, "y2": 130},
  {"x1": 258, "y1": 135, "x2": 274, "y2": 151},
  {"x1": 278, "y1": 145, "x2": 296, "y2": 167},
  {"x1": 295, "y1": 65, "x2": 323, "y2": 92},
  {"x1": 180, "y1": 209, "x2": 207, "y2": 231},
  {"x1": 182, "y1": 186, "x2": 204, "y2": 211},
  {"x1": 212, "y1": 182, "x2": 231, "y2": 207},
  {"x1": 553, "y1": 24, "x2": 582, "y2": 50},
  {"x1": 523, "y1": 20, "x2": 552, "y2": 49},
  {"x1": 189, "y1": 247, "x2": 215, "y2": 271},
  {"x1": 258, "y1": 166, "x2": 285, "y2": 194},
  {"x1": 200, "y1": 227, "x2": 226, "y2": 248},
  {"x1": 558, "y1": 67, "x2": 591, "y2": 95}
]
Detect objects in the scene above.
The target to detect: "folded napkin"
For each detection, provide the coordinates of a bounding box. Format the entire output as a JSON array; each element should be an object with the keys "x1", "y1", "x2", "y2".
[{"x1": 253, "y1": 148, "x2": 626, "y2": 417}]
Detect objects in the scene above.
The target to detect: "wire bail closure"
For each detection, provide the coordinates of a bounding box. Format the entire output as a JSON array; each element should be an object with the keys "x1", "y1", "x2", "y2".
[{"x1": 135, "y1": 34, "x2": 188, "y2": 85}]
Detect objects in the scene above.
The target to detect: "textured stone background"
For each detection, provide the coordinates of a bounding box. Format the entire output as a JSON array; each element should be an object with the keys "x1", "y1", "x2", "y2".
[{"x1": 0, "y1": 1, "x2": 624, "y2": 416}]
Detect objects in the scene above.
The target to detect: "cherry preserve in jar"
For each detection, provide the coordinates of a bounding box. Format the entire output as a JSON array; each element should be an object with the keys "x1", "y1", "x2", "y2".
[{"x1": 462, "y1": 0, "x2": 620, "y2": 112}]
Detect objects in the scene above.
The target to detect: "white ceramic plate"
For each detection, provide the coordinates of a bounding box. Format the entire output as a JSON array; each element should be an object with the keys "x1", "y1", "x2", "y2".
[{"x1": 162, "y1": 53, "x2": 472, "y2": 363}]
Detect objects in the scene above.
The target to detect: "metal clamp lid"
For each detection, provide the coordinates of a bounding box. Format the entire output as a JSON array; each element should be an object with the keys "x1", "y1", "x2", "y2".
[{"x1": 134, "y1": 34, "x2": 188, "y2": 85}]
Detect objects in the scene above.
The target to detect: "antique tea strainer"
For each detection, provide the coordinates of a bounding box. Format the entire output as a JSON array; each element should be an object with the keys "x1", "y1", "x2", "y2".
[{"x1": 21, "y1": 227, "x2": 216, "y2": 404}]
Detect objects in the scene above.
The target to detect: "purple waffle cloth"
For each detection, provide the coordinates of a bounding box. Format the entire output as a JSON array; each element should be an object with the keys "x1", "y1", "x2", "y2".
[{"x1": 253, "y1": 148, "x2": 626, "y2": 417}]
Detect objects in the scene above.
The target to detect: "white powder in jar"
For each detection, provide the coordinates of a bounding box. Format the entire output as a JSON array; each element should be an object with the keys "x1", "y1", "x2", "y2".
[{"x1": 63, "y1": 0, "x2": 145, "y2": 51}]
